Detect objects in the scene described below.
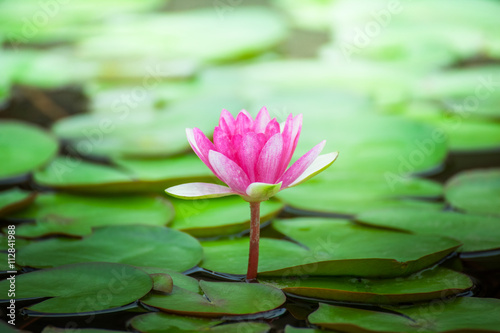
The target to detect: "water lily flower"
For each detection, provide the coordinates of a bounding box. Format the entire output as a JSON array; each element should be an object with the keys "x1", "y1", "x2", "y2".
[{"x1": 166, "y1": 107, "x2": 338, "y2": 281}]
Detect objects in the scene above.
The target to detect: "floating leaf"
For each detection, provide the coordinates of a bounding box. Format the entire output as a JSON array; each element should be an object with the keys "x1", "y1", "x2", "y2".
[
  {"x1": 445, "y1": 169, "x2": 500, "y2": 216},
  {"x1": 18, "y1": 225, "x2": 203, "y2": 271},
  {"x1": 76, "y1": 8, "x2": 287, "y2": 64},
  {"x1": 42, "y1": 327, "x2": 128, "y2": 333},
  {"x1": 0, "y1": 188, "x2": 36, "y2": 217},
  {"x1": 357, "y1": 208, "x2": 500, "y2": 252},
  {"x1": 0, "y1": 121, "x2": 59, "y2": 180},
  {"x1": 309, "y1": 297, "x2": 500, "y2": 332},
  {"x1": 51, "y1": 90, "x2": 243, "y2": 159},
  {"x1": 277, "y1": 172, "x2": 443, "y2": 215},
  {"x1": 141, "y1": 280, "x2": 286, "y2": 318},
  {"x1": 201, "y1": 218, "x2": 460, "y2": 278},
  {"x1": 113, "y1": 154, "x2": 216, "y2": 190},
  {"x1": 260, "y1": 267, "x2": 472, "y2": 304},
  {"x1": 33, "y1": 157, "x2": 134, "y2": 193},
  {"x1": 170, "y1": 196, "x2": 284, "y2": 237},
  {"x1": 0, "y1": 262, "x2": 152, "y2": 315},
  {"x1": 10, "y1": 192, "x2": 174, "y2": 237},
  {"x1": 129, "y1": 312, "x2": 270, "y2": 333}
]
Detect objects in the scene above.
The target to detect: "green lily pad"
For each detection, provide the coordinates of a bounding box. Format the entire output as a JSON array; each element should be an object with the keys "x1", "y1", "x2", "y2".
[
  {"x1": 112, "y1": 154, "x2": 217, "y2": 192},
  {"x1": 0, "y1": 262, "x2": 152, "y2": 315},
  {"x1": 51, "y1": 94, "x2": 242, "y2": 159},
  {"x1": 33, "y1": 157, "x2": 135, "y2": 193},
  {"x1": 0, "y1": 121, "x2": 59, "y2": 180},
  {"x1": 201, "y1": 218, "x2": 460, "y2": 278},
  {"x1": 129, "y1": 312, "x2": 271, "y2": 333},
  {"x1": 42, "y1": 328, "x2": 127, "y2": 333},
  {"x1": 277, "y1": 172, "x2": 443, "y2": 215},
  {"x1": 17, "y1": 225, "x2": 203, "y2": 271},
  {"x1": 0, "y1": 0, "x2": 165, "y2": 44},
  {"x1": 170, "y1": 196, "x2": 284, "y2": 237},
  {"x1": 141, "y1": 280, "x2": 286, "y2": 317},
  {"x1": 445, "y1": 169, "x2": 500, "y2": 216},
  {"x1": 76, "y1": 8, "x2": 287, "y2": 64},
  {"x1": 0, "y1": 188, "x2": 36, "y2": 217},
  {"x1": 309, "y1": 297, "x2": 500, "y2": 333},
  {"x1": 9, "y1": 192, "x2": 174, "y2": 237},
  {"x1": 0, "y1": 320, "x2": 19, "y2": 333},
  {"x1": 260, "y1": 267, "x2": 472, "y2": 304},
  {"x1": 357, "y1": 208, "x2": 500, "y2": 252},
  {"x1": 284, "y1": 327, "x2": 324, "y2": 333},
  {"x1": 419, "y1": 114, "x2": 500, "y2": 152},
  {"x1": 139, "y1": 267, "x2": 200, "y2": 293}
]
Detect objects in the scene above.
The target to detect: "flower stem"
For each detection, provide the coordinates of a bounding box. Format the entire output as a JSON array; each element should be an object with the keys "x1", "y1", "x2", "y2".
[{"x1": 246, "y1": 201, "x2": 261, "y2": 282}]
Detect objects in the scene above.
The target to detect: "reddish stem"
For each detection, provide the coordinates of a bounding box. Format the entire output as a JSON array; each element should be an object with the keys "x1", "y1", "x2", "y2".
[{"x1": 246, "y1": 201, "x2": 261, "y2": 282}]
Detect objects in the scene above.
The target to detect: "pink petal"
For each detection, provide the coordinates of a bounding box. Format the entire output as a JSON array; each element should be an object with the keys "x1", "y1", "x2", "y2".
[
  {"x1": 219, "y1": 118, "x2": 233, "y2": 138},
  {"x1": 287, "y1": 152, "x2": 339, "y2": 188},
  {"x1": 186, "y1": 128, "x2": 215, "y2": 173},
  {"x1": 236, "y1": 132, "x2": 264, "y2": 182},
  {"x1": 278, "y1": 114, "x2": 302, "y2": 175},
  {"x1": 264, "y1": 119, "x2": 280, "y2": 140},
  {"x1": 235, "y1": 111, "x2": 253, "y2": 136},
  {"x1": 256, "y1": 133, "x2": 284, "y2": 183},
  {"x1": 279, "y1": 140, "x2": 326, "y2": 188},
  {"x1": 165, "y1": 182, "x2": 235, "y2": 199},
  {"x1": 209, "y1": 150, "x2": 251, "y2": 194},
  {"x1": 213, "y1": 126, "x2": 235, "y2": 161},
  {"x1": 220, "y1": 109, "x2": 235, "y2": 135},
  {"x1": 254, "y1": 107, "x2": 271, "y2": 133}
]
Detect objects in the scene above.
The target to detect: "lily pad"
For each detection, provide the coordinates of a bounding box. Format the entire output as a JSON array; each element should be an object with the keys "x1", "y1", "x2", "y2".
[
  {"x1": 0, "y1": 121, "x2": 59, "y2": 180},
  {"x1": 170, "y1": 196, "x2": 284, "y2": 237},
  {"x1": 0, "y1": 188, "x2": 36, "y2": 217},
  {"x1": 76, "y1": 8, "x2": 287, "y2": 64},
  {"x1": 9, "y1": 192, "x2": 174, "y2": 237},
  {"x1": 33, "y1": 157, "x2": 135, "y2": 193},
  {"x1": 17, "y1": 225, "x2": 203, "y2": 271},
  {"x1": 201, "y1": 218, "x2": 460, "y2": 278},
  {"x1": 42, "y1": 328, "x2": 127, "y2": 333},
  {"x1": 445, "y1": 169, "x2": 500, "y2": 216},
  {"x1": 284, "y1": 327, "x2": 323, "y2": 333},
  {"x1": 0, "y1": 262, "x2": 152, "y2": 315},
  {"x1": 51, "y1": 94, "x2": 242, "y2": 159},
  {"x1": 112, "y1": 154, "x2": 217, "y2": 191},
  {"x1": 260, "y1": 267, "x2": 472, "y2": 304},
  {"x1": 277, "y1": 172, "x2": 443, "y2": 215},
  {"x1": 141, "y1": 280, "x2": 286, "y2": 317},
  {"x1": 309, "y1": 297, "x2": 500, "y2": 333},
  {"x1": 357, "y1": 208, "x2": 500, "y2": 252},
  {"x1": 129, "y1": 312, "x2": 271, "y2": 333}
]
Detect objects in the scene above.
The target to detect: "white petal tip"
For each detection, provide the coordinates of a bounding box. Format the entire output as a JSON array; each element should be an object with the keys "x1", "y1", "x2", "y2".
[
  {"x1": 288, "y1": 152, "x2": 339, "y2": 188},
  {"x1": 165, "y1": 183, "x2": 235, "y2": 200}
]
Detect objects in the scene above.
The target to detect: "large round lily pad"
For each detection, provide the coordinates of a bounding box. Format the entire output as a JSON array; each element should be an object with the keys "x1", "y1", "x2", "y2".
[
  {"x1": 309, "y1": 297, "x2": 500, "y2": 332},
  {"x1": 357, "y1": 208, "x2": 500, "y2": 252},
  {"x1": 260, "y1": 267, "x2": 472, "y2": 304},
  {"x1": 170, "y1": 196, "x2": 284, "y2": 237},
  {"x1": 33, "y1": 157, "x2": 135, "y2": 193},
  {"x1": 277, "y1": 172, "x2": 443, "y2": 216},
  {"x1": 0, "y1": 262, "x2": 152, "y2": 315},
  {"x1": 9, "y1": 192, "x2": 174, "y2": 237},
  {"x1": 0, "y1": 188, "x2": 36, "y2": 217},
  {"x1": 129, "y1": 312, "x2": 271, "y2": 333},
  {"x1": 141, "y1": 279, "x2": 286, "y2": 318},
  {"x1": 201, "y1": 218, "x2": 460, "y2": 278},
  {"x1": 18, "y1": 225, "x2": 203, "y2": 271},
  {"x1": 445, "y1": 169, "x2": 500, "y2": 216},
  {"x1": 0, "y1": 121, "x2": 59, "y2": 180},
  {"x1": 51, "y1": 92, "x2": 243, "y2": 159},
  {"x1": 75, "y1": 8, "x2": 287, "y2": 64}
]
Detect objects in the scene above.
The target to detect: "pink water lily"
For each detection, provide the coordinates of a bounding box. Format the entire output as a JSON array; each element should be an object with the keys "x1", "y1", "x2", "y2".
[
  {"x1": 165, "y1": 107, "x2": 338, "y2": 281},
  {"x1": 166, "y1": 107, "x2": 338, "y2": 203}
]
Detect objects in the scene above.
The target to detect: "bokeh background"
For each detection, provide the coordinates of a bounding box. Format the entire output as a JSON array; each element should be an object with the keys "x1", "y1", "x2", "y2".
[{"x1": 1, "y1": 0, "x2": 500, "y2": 332}]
